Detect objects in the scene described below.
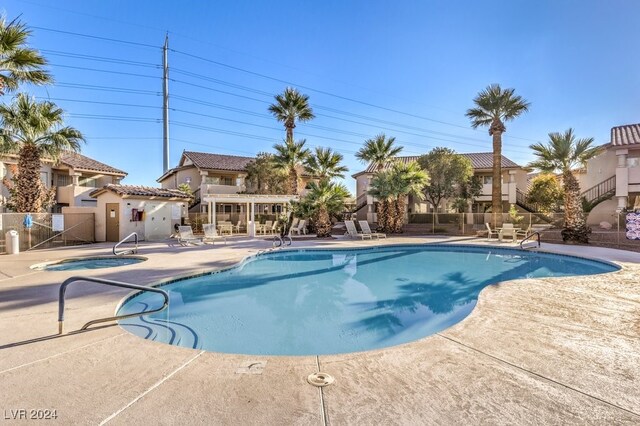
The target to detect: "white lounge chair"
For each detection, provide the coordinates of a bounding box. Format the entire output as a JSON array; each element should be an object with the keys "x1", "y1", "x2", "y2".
[
  {"x1": 290, "y1": 219, "x2": 307, "y2": 236},
  {"x1": 203, "y1": 224, "x2": 227, "y2": 245},
  {"x1": 485, "y1": 223, "x2": 499, "y2": 241},
  {"x1": 263, "y1": 220, "x2": 273, "y2": 234},
  {"x1": 499, "y1": 223, "x2": 517, "y2": 243},
  {"x1": 358, "y1": 220, "x2": 386, "y2": 239},
  {"x1": 177, "y1": 226, "x2": 204, "y2": 246},
  {"x1": 345, "y1": 220, "x2": 372, "y2": 239}
]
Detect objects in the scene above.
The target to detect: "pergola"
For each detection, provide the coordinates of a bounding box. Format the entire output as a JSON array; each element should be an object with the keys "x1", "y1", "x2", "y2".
[{"x1": 202, "y1": 194, "x2": 298, "y2": 237}]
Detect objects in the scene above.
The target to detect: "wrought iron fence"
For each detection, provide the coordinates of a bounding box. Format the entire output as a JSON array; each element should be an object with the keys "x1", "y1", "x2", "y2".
[{"x1": 0, "y1": 212, "x2": 94, "y2": 252}]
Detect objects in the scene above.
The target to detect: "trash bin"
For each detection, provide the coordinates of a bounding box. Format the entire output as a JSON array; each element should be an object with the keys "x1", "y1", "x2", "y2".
[{"x1": 5, "y1": 230, "x2": 19, "y2": 254}]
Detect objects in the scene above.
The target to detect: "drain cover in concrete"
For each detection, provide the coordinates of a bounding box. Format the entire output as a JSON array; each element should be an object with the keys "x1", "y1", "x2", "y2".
[
  {"x1": 307, "y1": 372, "x2": 334, "y2": 387},
  {"x1": 236, "y1": 360, "x2": 267, "y2": 374}
]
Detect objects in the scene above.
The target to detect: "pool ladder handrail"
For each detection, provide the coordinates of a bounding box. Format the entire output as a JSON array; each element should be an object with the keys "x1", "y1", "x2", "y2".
[
  {"x1": 113, "y1": 232, "x2": 138, "y2": 256},
  {"x1": 272, "y1": 234, "x2": 292, "y2": 249},
  {"x1": 520, "y1": 231, "x2": 541, "y2": 250},
  {"x1": 57, "y1": 276, "x2": 169, "y2": 334}
]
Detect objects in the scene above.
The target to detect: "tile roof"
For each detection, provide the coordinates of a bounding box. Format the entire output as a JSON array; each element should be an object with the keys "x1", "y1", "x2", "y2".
[
  {"x1": 358, "y1": 152, "x2": 520, "y2": 174},
  {"x1": 90, "y1": 184, "x2": 191, "y2": 199},
  {"x1": 182, "y1": 151, "x2": 254, "y2": 171},
  {"x1": 611, "y1": 123, "x2": 640, "y2": 147},
  {"x1": 59, "y1": 152, "x2": 127, "y2": 175}
]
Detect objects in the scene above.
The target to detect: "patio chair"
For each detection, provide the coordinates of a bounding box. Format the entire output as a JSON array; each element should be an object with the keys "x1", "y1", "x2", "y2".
[
  {"x1": 177, "y1": 226, "x2": 204, "y2": 246},
  {"x1": 290, "y1": 219, "x2": 307, "y2": 236},
  {"x1": 203, "y1": 224, "x2": 227, "y2": 245},
  {"x1": 499, "y1": 223, "x2": 517, "y2": 243},
  {"x1": 290, "y1": 217, "x2": 300, "y2": 232},
  {"x1": 270, "y1": 221, "x2": 279, "y2": 234},
  {"x1": 358, "y1": 220, "x2": 386, "y2": 239},
  {"x1": 345, "y1": 220, "x2": 372, "y2": 239},
  {"x1": 516, "y1": 225, "x2": 532, "y2": 241},
  {"x1": 263, "y1": 220, "x2": 273, "y2": 234},
  {"x1": 233, "y1": 220, "x2": 243, "y2": 233},
  {"x1": 485, "y1": 223, "x2": 499, "y2": 241}
]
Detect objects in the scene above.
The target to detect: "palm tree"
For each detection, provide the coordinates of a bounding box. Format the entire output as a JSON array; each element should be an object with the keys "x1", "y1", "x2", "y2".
[
  {"x1": 268, "y1": 87, "x2": 315, "y2": 142},
  {"x1": 355, "y1": 133, "x2": 403, "y2": 172},
  {"x1": 300, "y1": 180, "x2": 349, "y2": 237},
  {"x1": 0, "y1": 94, "x2": 84, "y2": 212},
  {"x1": 466, "y1": 84, "x2": 530, "y2": 217},
  {"x1": 272, "y1": 138, "x2": 310, "y2": 195},
  {"x1": 369, "y1": 161, "x2": 428, "y2": 233},
  {"x1": 528, "y1": 128, "x2": 601, "y2": 243},
  {"x1": 304, "y1": 147, "x2": 348, "y2": 182},
  {"x1": 0, "y1": 16, "x2": 52, "y2": 96}
]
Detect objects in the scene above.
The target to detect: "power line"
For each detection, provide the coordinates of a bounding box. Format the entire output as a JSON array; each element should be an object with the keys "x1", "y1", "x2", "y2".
[
  {"x1": 31, "y1": 25, "x2": 159, "y2": 49},
  {"x1": 49, "y1": 63, "x2": 160, "y2": 79},
  {"x1": 41, "y1": 49, "x2": 160, "y2": 68},
  {"x1": 56, "y1": 82, "x2": 161, "y2": 96}
]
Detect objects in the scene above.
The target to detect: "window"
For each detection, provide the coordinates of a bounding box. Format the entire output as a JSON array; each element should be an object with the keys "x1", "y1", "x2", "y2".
[
  {"x1": 205, "y1": 176, "x2": 234, "y2": 185},
  {"x1": 56, "y1": 174, "x2": 71, "y2": 186},
  {"x1": 482, "y1": 176, "x2": 493, "y2": 185},
  {"x1": 627, "y1": 157, "x2": 640, "y2": 168},
  {"x1": 79, "y1": 177, "x2": 97, "y2": 188}
]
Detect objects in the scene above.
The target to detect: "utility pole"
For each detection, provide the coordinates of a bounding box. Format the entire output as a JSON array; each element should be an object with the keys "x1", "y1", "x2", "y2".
[{"x1": 162, "y1": 33, "x2": 170, "y2": 173}]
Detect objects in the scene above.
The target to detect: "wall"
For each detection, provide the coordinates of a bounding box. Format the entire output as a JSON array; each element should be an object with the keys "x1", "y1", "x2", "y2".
[{"x1": 580, "y1": 148, "x2": 617, "y2": 189}]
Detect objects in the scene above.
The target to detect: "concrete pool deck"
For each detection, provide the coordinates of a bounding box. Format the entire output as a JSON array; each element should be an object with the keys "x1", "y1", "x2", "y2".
[{"x1": 0, "y1": 236, "x2": 639, "y2": 425}]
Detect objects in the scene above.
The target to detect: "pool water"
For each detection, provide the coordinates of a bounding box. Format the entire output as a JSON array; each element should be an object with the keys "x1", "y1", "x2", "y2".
[
  {"x1": 36, "y1": 257, "x2": 145, "y2": 271},
  {"x1": 118, "y1": 245, "x2": 618, "y2": 355}
]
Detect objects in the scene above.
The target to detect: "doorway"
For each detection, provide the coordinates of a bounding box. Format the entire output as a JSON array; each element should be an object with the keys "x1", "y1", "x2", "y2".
[{"x1": 106, "y1": 203, "x2": 120, "y2": 242}]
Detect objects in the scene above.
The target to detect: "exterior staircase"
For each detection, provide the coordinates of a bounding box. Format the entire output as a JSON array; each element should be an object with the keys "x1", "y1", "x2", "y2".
[
  {"x1": 580, "y1": 175, "x2": 616, "y2": 211},
  {"x1": 343, "y1": 193, "x2": 369, "y2": 218}
]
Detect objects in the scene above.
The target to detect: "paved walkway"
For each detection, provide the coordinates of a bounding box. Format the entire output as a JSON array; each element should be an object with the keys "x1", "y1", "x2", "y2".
[{"x1": 0, "y1": 236, "x2": 639, "y2": 425}]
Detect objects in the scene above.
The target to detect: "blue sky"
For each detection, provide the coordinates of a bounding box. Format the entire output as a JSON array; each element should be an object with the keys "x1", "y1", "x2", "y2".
[{"x1": 4, "y1": 0, "x2": 640, "y2": 192}]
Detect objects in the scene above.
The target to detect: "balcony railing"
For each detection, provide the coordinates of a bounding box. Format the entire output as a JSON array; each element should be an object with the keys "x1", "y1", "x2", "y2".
[{"x1": 202, "y1": 183, "x2": 245, "y2": 195}]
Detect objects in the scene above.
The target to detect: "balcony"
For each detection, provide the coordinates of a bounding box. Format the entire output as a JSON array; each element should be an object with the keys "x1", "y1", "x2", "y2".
[
  {"x1": 202, "y1": 183, "x2": 245, "y2": 195},
  {"x1": 56, "y1": 185, "x2": 97, "y2": 206}
]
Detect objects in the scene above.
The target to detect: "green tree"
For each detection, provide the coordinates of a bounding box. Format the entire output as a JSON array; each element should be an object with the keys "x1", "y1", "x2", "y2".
[
  {"x1": 526, "y1": 174, "x2": 564, "y2": 213},
  {"x1": 268, "y1": 87, "x2": 315, "y2": 142},
  {"x1": 245, "y1": 152, "x2": 287, "y2": 194},
  {"x1": 0, "y1": 16, "x2": 52, "y2": 96},
  {"x1": 272, "y1": 138, "x2": 310, "y2": 195},
  {"x1": 0, "y1": 94, "x2": 84, "y2": 212},
  {"x1": 369, "y1": 161, "x2": 429, "y2": 233},
  {"x1": 417, "y1": 147, "x2": 474, "y2": 213},
  {"x1": 355, "y1": 133, "x2": 403, "y2": 172},
  {"x1": 304, "y1": 147, "x2": 348, "y2": 182},
  {"x1": 528, "y1": 129, "x2": 601, "y2": 243},
  {"x1": 466, "y1": 84, "x2": 530, "y2": 217},
  {"x1": 295, "y1": 180, "x2": 349, "y2": 237},
  {"x1": 452, "y1": 176, "x2": 483, "y2": 213}
]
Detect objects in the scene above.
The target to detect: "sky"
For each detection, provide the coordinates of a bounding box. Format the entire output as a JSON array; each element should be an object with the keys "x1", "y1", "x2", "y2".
[{"x1": 3, "y1": 0, "x2": 640, "y2": 193}]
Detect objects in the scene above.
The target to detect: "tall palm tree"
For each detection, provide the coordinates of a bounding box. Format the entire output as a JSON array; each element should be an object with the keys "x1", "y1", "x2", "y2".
[
  {"x1": 355, "y1": 133, "x2": 403, "y2": 172},
  {"x1": 466, "y1": 84, "x2": 530, "y2": 217},
  {"x1": 301, "y1": 180, "x2": 349, "y2": 237},
  {"x1": 268, "y1": 87, "x2": 315, "y2": 142},
  {"x1": 0, "y1": 16, "x2": 52, "y2": 96},
  {"x1": 304, "y1": 147, "x2": 348, "y2": 182},
  {"x1": 528, "y1": 128, "x2": 601, "y2": 243},
  {"x1": 0, "y1": 94, "x2": 84, "y2": 212},
  {"x1": 272, "y1": 138, "x2": 310, "y2": 195}
]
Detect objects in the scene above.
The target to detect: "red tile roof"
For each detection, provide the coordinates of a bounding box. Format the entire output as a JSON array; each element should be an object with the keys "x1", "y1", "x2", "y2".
[
  {"x1": 357, "y1": 152, "x2": 520, "y2": 175},
  {"x1": 59, "y1": 152, "x2": 127, "y2": 175},
  {"x1": 611, "y1": 123, "x2": 640, "y2": 147},
  {"x1": 90, "y1": 184, "x2": 191, "y2": 199}
]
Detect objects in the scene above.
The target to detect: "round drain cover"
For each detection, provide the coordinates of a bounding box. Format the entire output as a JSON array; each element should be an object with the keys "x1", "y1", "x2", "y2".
[{"x1": 307, "y1": 372, "x2": 334, "y2": 387}]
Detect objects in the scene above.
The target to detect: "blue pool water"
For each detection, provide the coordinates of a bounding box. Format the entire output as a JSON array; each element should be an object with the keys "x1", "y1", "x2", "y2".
[
  {"x1": 118, "y1": 245, "x2": 618, "y2": 355},
  {"x1": 36, "y1": 257, "x2": 145, "y2": 271}
]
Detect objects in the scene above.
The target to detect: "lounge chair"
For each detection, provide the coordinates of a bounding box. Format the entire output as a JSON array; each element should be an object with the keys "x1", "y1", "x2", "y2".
[
  {"x1": 345, "y1": 220, "x2": 372, "y2": 239},
  {"x1": 499, "y1": 223, "x2": 517, "y2": 243},
  {"x1": 290, "y1": 219, "x2": 307, "y2": 236},
  {"x1": 290, "y1": 217, "x2": 299, "y2": 231},
  {"x1": 485, "y1": 223, "x2": 499, "y2": 241},
  {"x1": 270, "y1": 221, "x2": 279, "y2": 234},
  {"x1": 177, "y1": 226, "x2": 204, "y2": 246},
  {"x1": 516, "y1": 225, "x2": 532, "y2": 241},
  {"x1": 358, "y1": 220, "x2": 386, "y2": 239},
  {"x1": 263, "y1": 220, "x2": 273, "y2": 234},
  {"x1": 203, "y1": 224, "x2": 227, "y2": 245}
]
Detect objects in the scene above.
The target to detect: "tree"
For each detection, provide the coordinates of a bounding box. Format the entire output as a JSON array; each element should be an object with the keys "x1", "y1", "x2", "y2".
[
  {"x1": 528, "y1": 129, "x2": 602, "y2": 243},
  {"x1": 526, "y1": 174, "x2": 564, "y2": 213},
  {"x1": 355, "y1": 133, "x2": 403, "y2": 172},
  {"x1": 245, "y1": 152, "x2": 287, "y2": 194},
  {"x1": 452, "y1": 176, "x2": 483, "y2": 213},
  {"x1": 0, "y1": 94, "x2": 84, "y2": 212},
  {"x1": 369, "y1": 161, "x2": 429, "y2": 233},
  {"x1": 268, "y1": 87, "x2": 315, "y2": 142},
  {"x1": 295, "y1": 180, "x2": 349, "y2": 237},
  {"x1": 417, "y1": 147, "x2": 474, "y2": 213},
  {"x1": 272, "y1": 138, "x2": 310, "y2": 195},
  {"x1": 0, "y1": 15, "x2": 52, "y2": 96},
  {"x1": 304, "y1": 147, "x2": 348, "y2": 182},
  {"x1": 466, "y1": 84, "x2": 530, "y2": 217}
]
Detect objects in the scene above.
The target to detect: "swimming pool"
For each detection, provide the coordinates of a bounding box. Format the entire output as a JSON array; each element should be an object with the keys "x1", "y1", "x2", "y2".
[
  {"x1": 117, "y1": 245, "x2": 618, "y2": 355},
  {"x1": 33, "y1": 256, "x2": 146, "y2": 271}
]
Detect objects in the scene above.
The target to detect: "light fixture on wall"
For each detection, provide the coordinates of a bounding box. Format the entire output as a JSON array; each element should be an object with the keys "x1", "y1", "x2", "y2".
[{"x1": 185, "y1": 177, "x2": 191, "y2": 184}]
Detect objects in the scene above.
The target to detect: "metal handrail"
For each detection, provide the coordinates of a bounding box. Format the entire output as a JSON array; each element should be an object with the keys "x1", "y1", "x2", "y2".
[
  {"x1": 58, "y1": 276, "x2": 169, "y2": 334},
  {"x1": 113, "y1": 232, "x2": 138, "y2": 256},
  {"x1": 272, "y1": 234, "x2": 292, "y2": 249},
  {"x1": 520, "y1": 232, "x2": 541, "y2": 250}
]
